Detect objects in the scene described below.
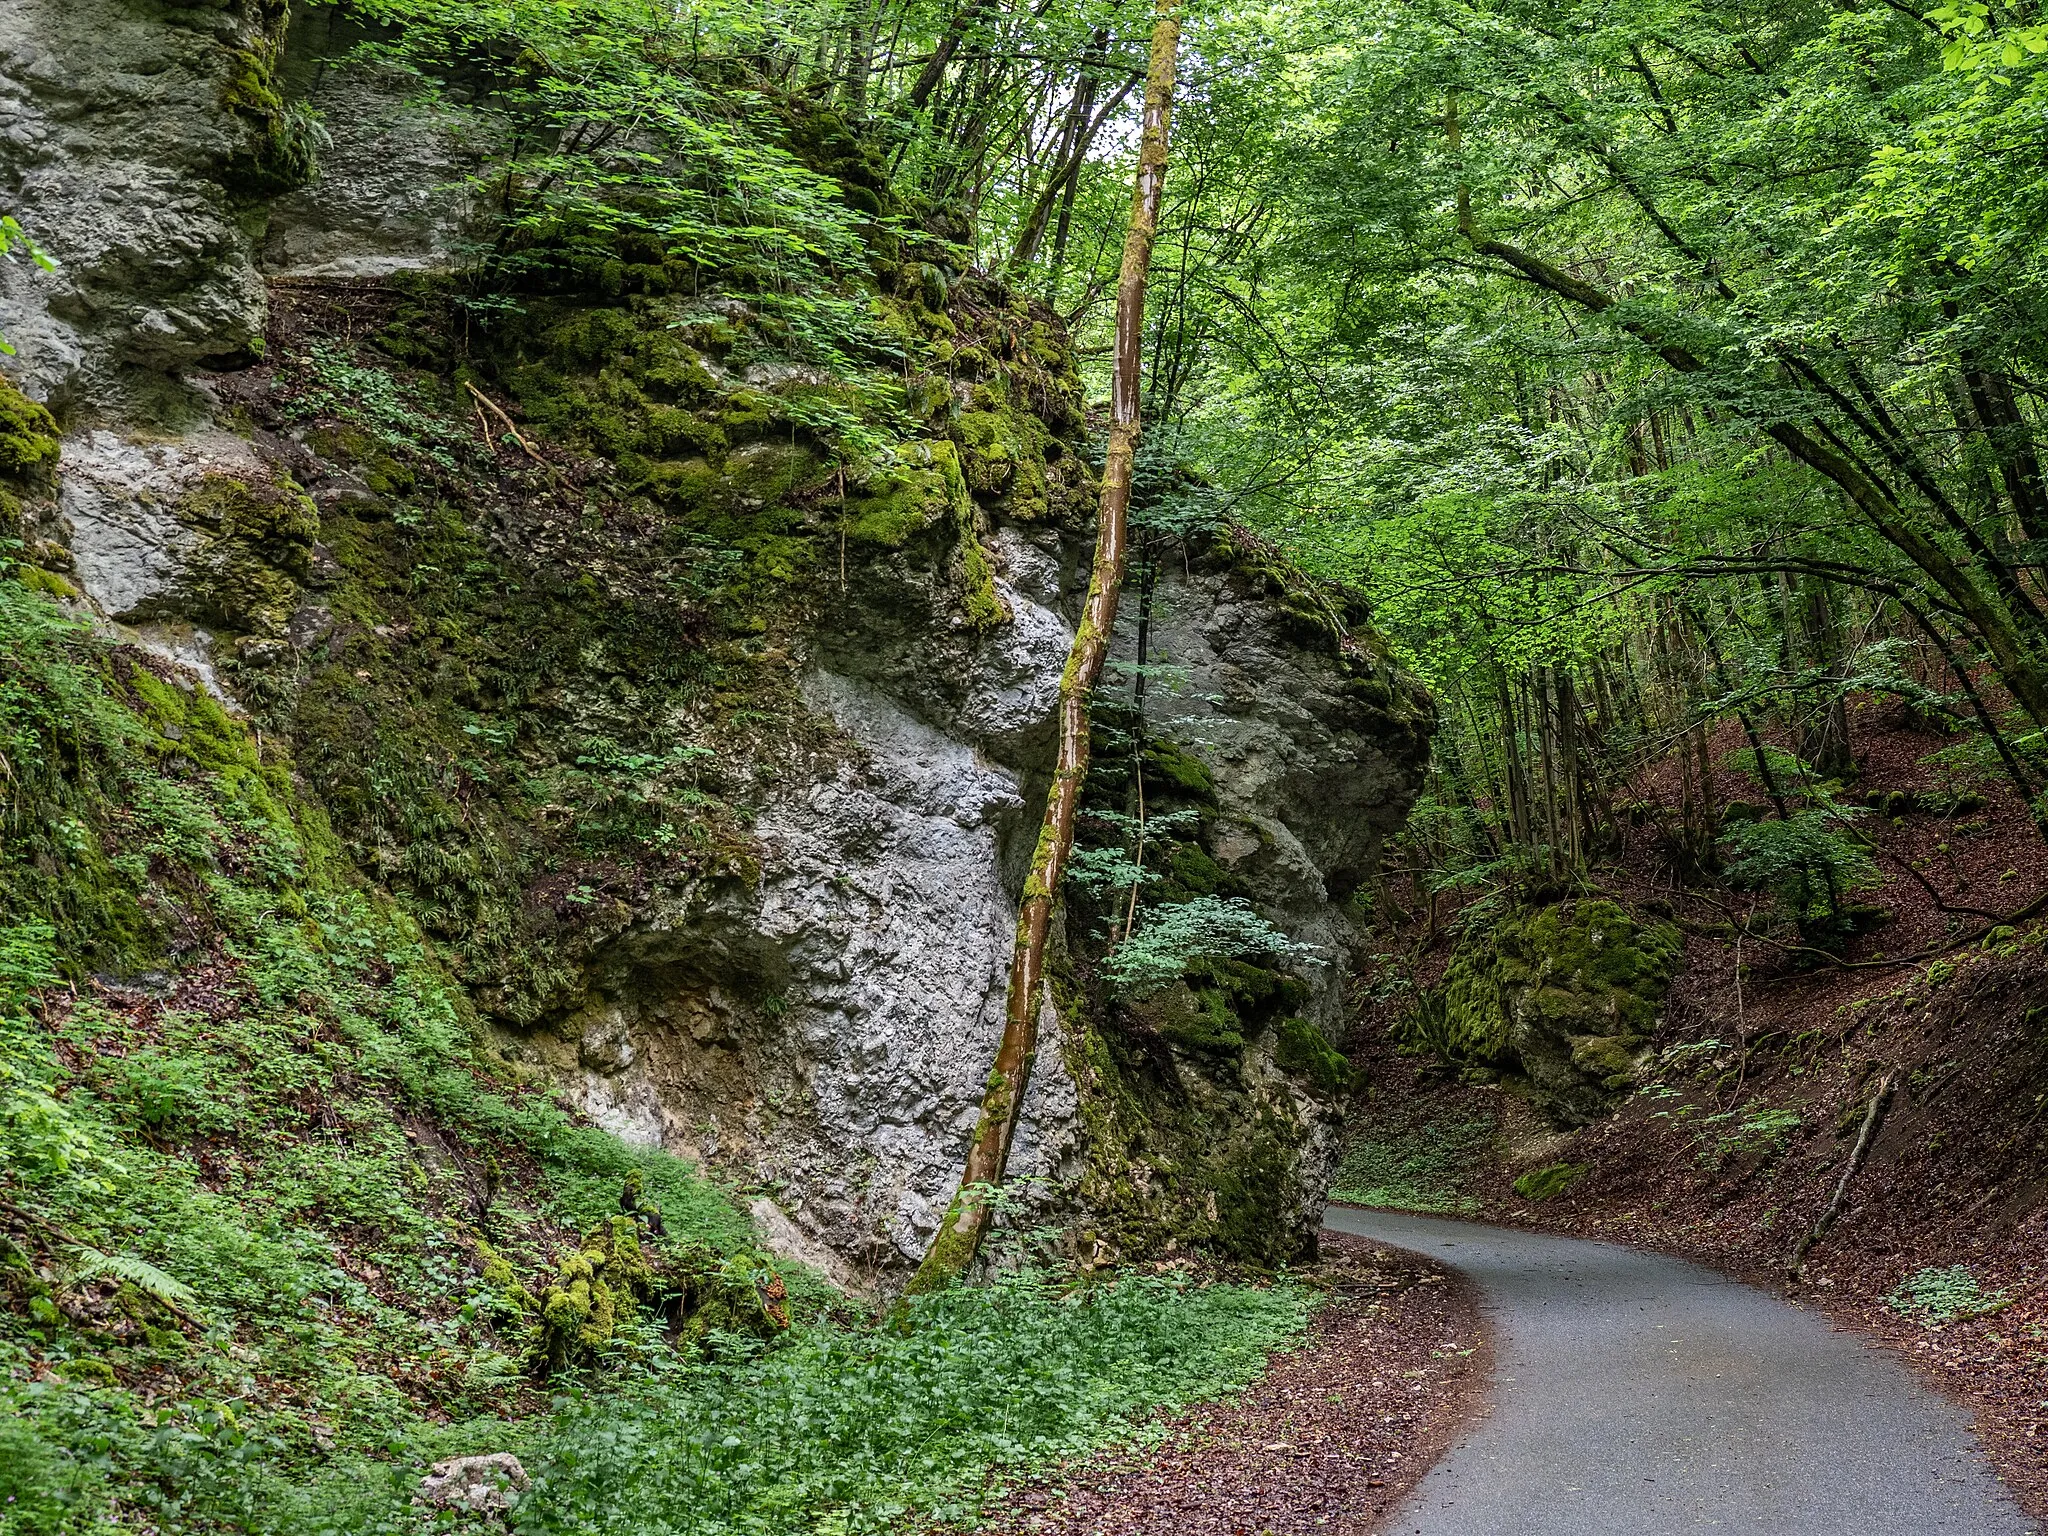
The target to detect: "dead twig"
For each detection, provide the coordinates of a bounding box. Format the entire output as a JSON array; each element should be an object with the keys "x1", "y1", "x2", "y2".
[{"x1": 1786, "y1": 1069, "x2": 1898, "y2": 1280}]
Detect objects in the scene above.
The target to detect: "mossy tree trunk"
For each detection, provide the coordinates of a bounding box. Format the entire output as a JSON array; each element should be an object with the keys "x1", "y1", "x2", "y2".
[{"x1": 904, "y1": 0, "x2": 1183, "y2": 1298}]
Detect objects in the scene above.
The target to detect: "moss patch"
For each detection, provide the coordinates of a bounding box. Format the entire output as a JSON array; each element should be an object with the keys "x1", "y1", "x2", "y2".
[
  {"x1": 0, "y1": 375, "x2": 58, "y2": 485},
  {"x1": 1513, "y1": 1162, "x2": 1588, "y2": 1201},
  {"x1": 217, "y1": 2, "x2": 318, "y2": 197},
  {"x1": 1273, "y1": 1015, "x2": 1357, "y2": 1097},
  {"x1": 168, "y1": 472, "x2": 319, "y2": 638},
  {"x1": 0, "y1": 374, "x2": 59, "y2": 540},
  {"x1": 1406, "y1": 898, "x2": 1681, "y2": 1124}
]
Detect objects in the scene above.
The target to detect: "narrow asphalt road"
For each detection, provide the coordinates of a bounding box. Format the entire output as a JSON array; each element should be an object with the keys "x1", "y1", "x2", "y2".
[{"x1": 1322, "y1": 1206, "x2": 2036, "y2": 1535}]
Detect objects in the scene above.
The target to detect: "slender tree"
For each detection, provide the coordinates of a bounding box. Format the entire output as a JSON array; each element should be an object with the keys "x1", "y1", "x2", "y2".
[{"x1": 904, "y1": 0, "x2": 1182, "y2": 1297}]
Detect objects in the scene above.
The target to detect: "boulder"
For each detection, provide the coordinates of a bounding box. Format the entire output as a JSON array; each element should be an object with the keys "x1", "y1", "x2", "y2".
[
  {"x1": 416, "y1": 1454, "x2": 529, "y2": 1514},
  {"x1": 1418, "y1": 898, "x2": 1681, "y2": 1124}
]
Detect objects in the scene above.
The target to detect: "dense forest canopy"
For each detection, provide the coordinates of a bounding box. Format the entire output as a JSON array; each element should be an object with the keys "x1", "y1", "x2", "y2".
[{"x1": 974, "y1": 0, "x2": 2048, "y2": 928}]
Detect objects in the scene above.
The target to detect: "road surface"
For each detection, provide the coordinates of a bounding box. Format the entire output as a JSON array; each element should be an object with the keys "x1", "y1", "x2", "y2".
[{"x1": 1322, "y1": 1206, "x2": 2035, "y2": 1535}]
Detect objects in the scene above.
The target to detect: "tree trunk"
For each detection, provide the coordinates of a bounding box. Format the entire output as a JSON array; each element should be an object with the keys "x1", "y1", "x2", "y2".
[{"x1": 903, "y1": 0, "x2": 1182, "y2": 1298}]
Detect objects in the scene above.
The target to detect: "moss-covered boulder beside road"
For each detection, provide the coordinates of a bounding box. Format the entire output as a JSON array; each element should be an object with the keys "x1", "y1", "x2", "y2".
[{"x1": 1411, "y1": 898, "x2": 1682, "y2": 1124}]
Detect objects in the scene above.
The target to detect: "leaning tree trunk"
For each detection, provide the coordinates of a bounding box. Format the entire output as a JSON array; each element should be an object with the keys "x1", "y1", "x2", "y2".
[{"x1": 903, "y1": 0, "x2": 1182, "y2": 1298}]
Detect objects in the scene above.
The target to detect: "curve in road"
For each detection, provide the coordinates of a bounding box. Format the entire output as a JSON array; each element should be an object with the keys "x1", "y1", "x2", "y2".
[{"x1": 1322, "y1": 1206, "x2": 2035, "y2": 1535}]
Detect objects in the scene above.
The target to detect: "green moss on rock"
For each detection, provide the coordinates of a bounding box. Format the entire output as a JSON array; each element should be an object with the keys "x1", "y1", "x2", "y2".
[
  {"x1": 0, "y1": 375, "x2": 59, "y2": 541},
  {"x1": 844, "y1": 442, "x2": 968, "y2": 548},
  {"x1": 1412, "y1": 898, "x2": 1680, "y2": 1124},
  {"x1": 1273, "y1": 1016, "x2": 1356, "y2": 1097},
  {"x1": 217, "y1": 6, "x2": 318, "y2": 199},
  {"x1": 167, "y1": 473, "x2": 319, "y2": 639},
  {"x1": 954, "y1": 406, "x2": 1053, "y2": 521},
  {"x1": 0, "y1": 377, "x2": 58, "y2": 486},
  {"x1": 1130, "y1": 981, "x2": 1245, "y2": 1057},
  {"x1": 1513, "y1": 1162, "x2": 1587, "y2": 1201}
]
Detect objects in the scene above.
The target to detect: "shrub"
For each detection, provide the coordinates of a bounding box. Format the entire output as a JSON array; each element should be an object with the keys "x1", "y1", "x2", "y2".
[
  {"x1": 1884, "y1": 1264, "x2": 2014, "y2": 1323},
  {"x1": 1719, "y1": 809, "x2": 1879, "y2": 934},
  {"x1": 1103, "y1": 896, "x2": 1320, "y2": 995}
]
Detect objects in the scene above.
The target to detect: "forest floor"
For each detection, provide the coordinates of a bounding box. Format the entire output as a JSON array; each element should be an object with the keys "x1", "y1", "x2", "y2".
[
  {"x1": 1343, "y1": 702, "x2": 2048, "y2": 1521},
  {"x1": 965, "y1": 1234, "x2": 1487, "y2": 1535}
]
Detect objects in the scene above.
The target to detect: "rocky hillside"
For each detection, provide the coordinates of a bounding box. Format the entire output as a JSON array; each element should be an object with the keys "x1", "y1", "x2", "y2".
[{"x1": 0, "y1": 0, "x2": 1429, "y2": 1307}]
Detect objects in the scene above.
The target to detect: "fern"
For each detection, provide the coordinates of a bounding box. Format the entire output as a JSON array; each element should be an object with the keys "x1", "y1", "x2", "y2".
[{"x1": 68, "y1": 1248, "x2": 202, "y2": 1316}]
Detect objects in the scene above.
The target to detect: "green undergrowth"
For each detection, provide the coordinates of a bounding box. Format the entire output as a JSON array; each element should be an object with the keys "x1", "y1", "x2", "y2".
[
  {"x1": 1884, "y1": 1264, "x2": 2015, "y2": 1325},
  {"x1": 1329, "y1": 1109, "x2": 1494, "y2": 1213},
  {"x1": 0, "y1": 572, "x2": 774, "y2": 1529},
  {"x1": 0, "y1": 570, "x2": 1315, "y2": 1532},
  {"x1": 504, "y1": 1267, "x2": 1310, "y2": 1536}
]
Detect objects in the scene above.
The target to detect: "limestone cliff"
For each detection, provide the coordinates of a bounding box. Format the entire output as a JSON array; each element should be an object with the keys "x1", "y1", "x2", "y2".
[{"x1": 0, "y1": 0, "x2": 1431, "y2": 1280}]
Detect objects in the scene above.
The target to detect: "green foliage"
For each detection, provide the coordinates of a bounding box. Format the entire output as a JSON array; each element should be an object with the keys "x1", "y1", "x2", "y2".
[
  {"x1": 1694, "y1": 1103, "x2": 1804, "y2": 1168},
  {"x1": 1719, "y1": 811, "x2": 1880, "y2": 930},
  {"x1": 332, "y1": 0, "x2": 882, "y2": 344},
  {"x1": 1103, "y1": 897, "x2": 1320, "y2": 995},
  {"x1": 0, "y1": 212, "x2": 58, "y2": 358},
  {"x1": 1884, "y1": 1264, "x2": 2014, "y2": 1324},
  {"x1": 1329, "y1": 1113, "x2": 1492, "y2": 1213},
  {"x1": 66, "y1": 1248, "x2": 205, "y2": 1317},
  {"x1": 0, "y1": 920, "x2": 104, "y2": 1189},
  {"x1": 511, "y1": 1269, "x2": 1308, "y2": 1535},
  {"x1": 280, "y1": 343, "x2": 461, "y2": 464}
]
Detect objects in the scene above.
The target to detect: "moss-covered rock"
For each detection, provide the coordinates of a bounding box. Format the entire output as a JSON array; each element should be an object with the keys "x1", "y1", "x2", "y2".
[
  {"x1": 0, "y1": 376, "x2": 59, "y2": 486},
  {"x1": 167, "y1": 472, "x2": 319, "y2": 639},
  {"x1": 1513, "y1": 1161, "x2": 1587, "y2": 1201},
  {"x1": 0, "y1": 375, "x2": 59, "y2": 541},
  {"x1": 844, "y1": 444, "x2": 968, "y2": 549},
  {"x1": 1417, "y1": 898, "x2": 1681, "y2": 1124},
  {"x1": 954, "y1": 404, "x2": 1053, "y2": 521},
  {"x1": 1273, "y1": 1015, "x2": 1357, "y2": 1097},
  {"x1": 533, "y1": 1215, "x2": 656, "y2": 1373},
  {"x1": 217, "y1": 2, "x2": 318, "y2": 197},
  {"x1": 1128, "y1": 980, "x2": 1246, "y2": 1058}
]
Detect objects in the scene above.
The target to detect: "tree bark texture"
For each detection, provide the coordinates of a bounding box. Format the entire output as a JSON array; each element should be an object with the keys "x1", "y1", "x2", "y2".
[{"x1": 903, "y1": 0, "x2": 1182, "y2": 1297}]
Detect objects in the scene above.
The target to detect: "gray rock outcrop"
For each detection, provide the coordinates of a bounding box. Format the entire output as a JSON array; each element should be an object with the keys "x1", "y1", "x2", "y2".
[
  {"x1": 0, "y1": 0, "x2": 1434, "y2": 1282},
  {"x1": 0, "y1": 0, "x2": 312, "y2": 417}
]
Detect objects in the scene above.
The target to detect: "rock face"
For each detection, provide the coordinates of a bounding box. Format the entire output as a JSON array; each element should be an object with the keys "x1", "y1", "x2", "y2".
[
  {"x1": 0, "y1": 0, "x2": 315, "y2": 417},
  {"x1": 263, "y1": 6, "x2": 490, "y2": 279},
  {"x1": 1, "y1": 0, "x2": 1434, "y2": 1280}
]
